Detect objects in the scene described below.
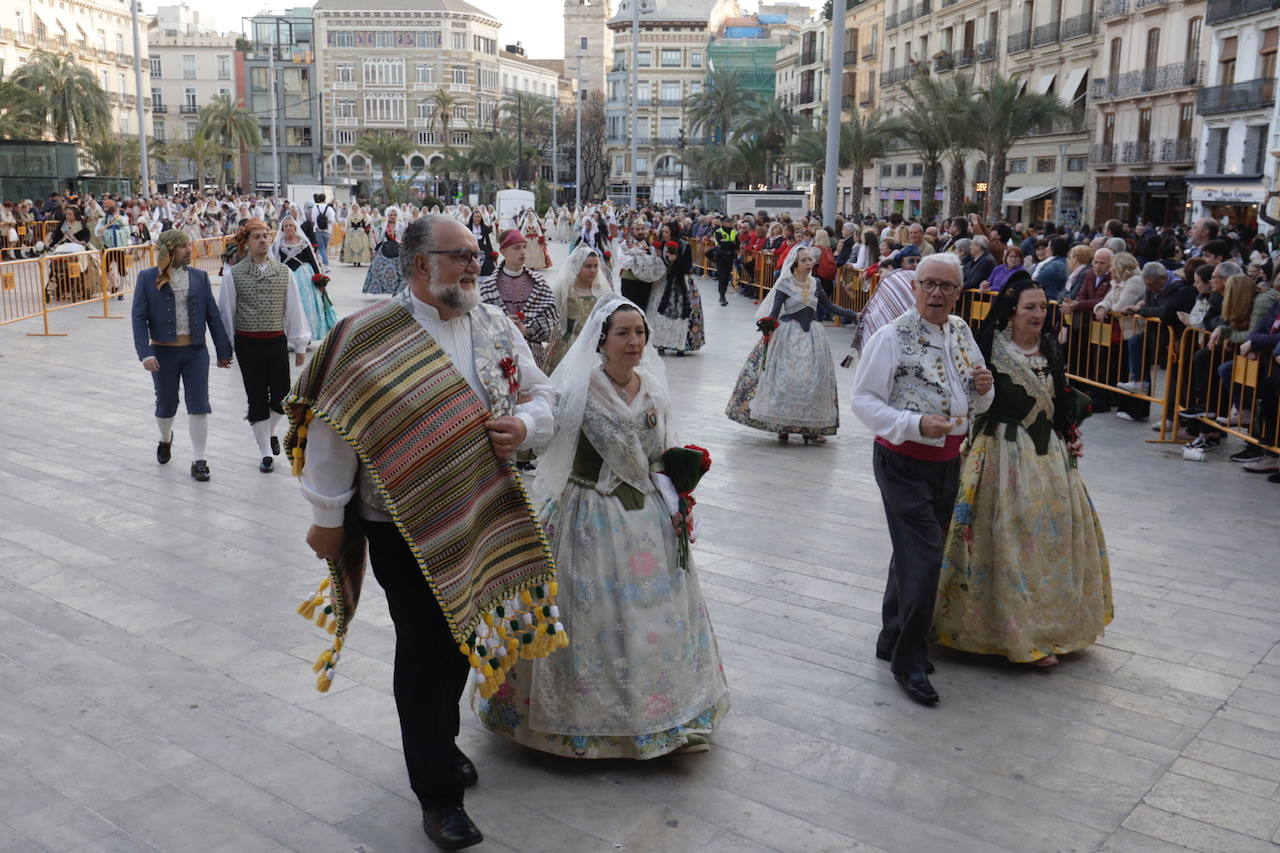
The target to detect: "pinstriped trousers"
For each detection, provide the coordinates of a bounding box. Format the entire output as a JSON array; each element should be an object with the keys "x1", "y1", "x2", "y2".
[{"x1": 871, "y1": 443, "x2": 960, "y2": 677}]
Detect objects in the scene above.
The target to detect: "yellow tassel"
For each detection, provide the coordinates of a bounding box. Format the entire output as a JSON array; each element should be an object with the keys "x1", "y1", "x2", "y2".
[
  {"x1": 520, "y1": 589, "x2": 533, "y2": 605},
  {"x1": 316, "y1": 675, "x2": 332, "y2": 692},
  {"x1": 326, "y1": 619, "x2": 337, "y2": 635},
  {"x1": 296, "y1": 599, "x2": 311, "y2": 617},
  {"x1": 314, "y1": 610, "x2": 327, "y2": 628},
  {"x1": 319, "y1": 577, "x2": 330, "y2": 591},
  {"x1": 548, "y1": 581, "x2": 558, "y2": 597},
  {"x1": 558, "y1": 630, "x2": 570, "y2": 649},
  {"x1": 333, "y1": 636, "x2": 344, "y2": 652},
  {"x1": 312, "y1": 650, "x2": 332, "y2": 673},
  {"x1": 297, "y1": 425, "x2": 308, "y2": 439}
]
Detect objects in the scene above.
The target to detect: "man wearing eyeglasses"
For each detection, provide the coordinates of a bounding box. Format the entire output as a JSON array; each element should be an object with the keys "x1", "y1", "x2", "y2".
[
  {"x1": 290, "y1": 215, "x2": 555, "y2": 851},
  {"x1": 850, "y1": 253, "x2": 994, "y2": 706}
]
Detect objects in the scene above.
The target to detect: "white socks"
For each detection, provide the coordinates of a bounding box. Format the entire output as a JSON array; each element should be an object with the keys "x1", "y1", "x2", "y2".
[
  {"x1": 251, "y1": 419, "x2": 272, "y2": 458},
  {"x1": 268, "y1": 410, "x2": 283, "y2": 437},
  {"x1": 189, "y1": 414, "x2": 208, "y2": 463},
  {"x1": 157, "y1": 416, "x2": 175, "y2": 444}
]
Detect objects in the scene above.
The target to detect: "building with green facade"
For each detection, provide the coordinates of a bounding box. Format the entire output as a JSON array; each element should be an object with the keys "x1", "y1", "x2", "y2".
[{"x1": 707, "y1": 35, "x2": 780, "y2": 101}]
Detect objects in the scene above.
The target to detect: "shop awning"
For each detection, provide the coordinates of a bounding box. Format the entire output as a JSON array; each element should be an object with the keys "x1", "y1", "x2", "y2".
[
  {"x1": 32, "y1": 7, "x2": 58, "y2": 32},
  {"x1": 1062, "y1": 67, "x2": 1088, "y2": 99},
  {"x1": 1033, "y1": 73, "x2": 1056, "y2": 95},
  {"x1": 1002, "y1": 186, "x2": 1055, "y2": 206}
]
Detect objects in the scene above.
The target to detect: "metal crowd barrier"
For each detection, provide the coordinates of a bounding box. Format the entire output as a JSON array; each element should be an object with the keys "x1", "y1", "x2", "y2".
[{"x1": 1169, "y1": 327, "x2": 1279, "y2": 455}]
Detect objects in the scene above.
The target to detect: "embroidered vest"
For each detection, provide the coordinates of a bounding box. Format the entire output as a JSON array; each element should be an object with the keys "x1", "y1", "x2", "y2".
[
  {"x1": 886, "y1": 310, "x2": 980, "y2": 425},
  {"x1": 231, "y1": 257, "x2": 290, "y2": 333}
]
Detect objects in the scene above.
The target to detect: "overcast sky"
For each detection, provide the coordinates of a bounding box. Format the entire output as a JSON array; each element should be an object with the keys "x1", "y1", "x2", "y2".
[{"x1": 152, "y1": 0, "x2": 818, "y2": 61}]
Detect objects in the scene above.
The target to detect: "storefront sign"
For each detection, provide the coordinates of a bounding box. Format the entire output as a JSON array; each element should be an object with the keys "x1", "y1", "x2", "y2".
[{"x1": 1190, "y1": 184, "x2": 1266, "y2": 204}]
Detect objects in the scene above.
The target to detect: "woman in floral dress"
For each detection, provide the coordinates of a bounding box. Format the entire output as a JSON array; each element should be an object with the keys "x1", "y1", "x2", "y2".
[
  {"x1": 274, "y1": 217, "x2": 334, "y2": 341},
  {"x1": 475, "y1": 296, "x2": 728, "y2": 758},
  {"x1": 341, "y1": 205, "x2": 373, "y2": 266},
  {"x1": 726, "y1": 246, "x2": 859, "y2": 443},
  {"x1": 647, "y1": 223, "x2": 705, "y2": 356},
  {"x1": 544, "y1": 246, "x2": 615, "y2": 373},
  {"x1": 932, "y1": 274, "x2": 1112, "y2": 666},
  {"x1": 361, "y1": 207, "x2": 405, "y2": 296}
]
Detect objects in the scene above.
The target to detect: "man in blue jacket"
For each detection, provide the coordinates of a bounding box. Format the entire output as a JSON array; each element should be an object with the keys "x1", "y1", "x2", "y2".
[{"x1": 131, "y1": 229, "x2": 233, "y2": 481}]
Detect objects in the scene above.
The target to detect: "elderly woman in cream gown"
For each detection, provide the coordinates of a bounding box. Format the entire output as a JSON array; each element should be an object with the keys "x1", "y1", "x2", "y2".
[
  {"x1": 543, "y1": 245, "x2": 616, "y2": 373},
  {"x1": 475, "y1": 296, "x2": 728, "y2": 758}
]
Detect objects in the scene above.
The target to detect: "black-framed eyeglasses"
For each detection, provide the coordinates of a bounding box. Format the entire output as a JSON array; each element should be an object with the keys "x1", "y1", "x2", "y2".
[
  {"x1": 917, "y1": 279, "x2": 961, "y2": 295},
  {"x1": 427, "y1": 249, "x2": 484, "y2": 264}
]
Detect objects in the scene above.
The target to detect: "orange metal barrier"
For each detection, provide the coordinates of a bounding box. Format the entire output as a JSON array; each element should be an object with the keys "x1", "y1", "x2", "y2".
[
  {"x1": 1169, "y1": 327, "x2": 1280, "y2": 455},
  {"x1": 191, "y1": 236, "x2": 230, "y2": 275},
  {"x1": 836, "y1": 267, "x2": 879, "y2": 315},
  {"x1": 0, "y1": 256, "x2": 50, "y2": 330}
]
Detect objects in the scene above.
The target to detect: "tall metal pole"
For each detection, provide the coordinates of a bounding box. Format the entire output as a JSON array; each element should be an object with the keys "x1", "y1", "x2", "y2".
[
  {"x1": 629, "y1": 0, "x2": 639, "y2": 209},
  {"x1": 131, "y1": 0, "x2": 148, "y2": 194},
  {"x1": 822, "y1": 9, "x2": 844, "y2": 225},
  {"x1": 517, "y1": 94, "x2": 524, "y2": 189},
  {"x1": 1053, "y1": 141, "x2": 1067, "y2": 226},
  {"x1": 576, "y1": 80, "x2": 583, "y2": 209},
  {"x1": 269, "y1": 44, "x2": 281, "y2": 198},
  {"x1": 551, "y1": 93, "x2": 558, "y2": 206}
]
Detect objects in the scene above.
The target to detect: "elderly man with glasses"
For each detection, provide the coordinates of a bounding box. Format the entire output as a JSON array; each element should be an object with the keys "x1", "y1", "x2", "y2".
[
  {"x1": 289, "y1": 214, "x2": 556, "y2": 851},
  {"x1": 850, "y1": 253, "x2": 994, "y2": 706}
]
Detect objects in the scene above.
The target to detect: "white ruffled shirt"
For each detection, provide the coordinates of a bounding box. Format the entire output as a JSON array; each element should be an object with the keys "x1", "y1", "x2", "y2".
[{"x1": 299, "y1": 293, "x2": 555, "y2": 527}]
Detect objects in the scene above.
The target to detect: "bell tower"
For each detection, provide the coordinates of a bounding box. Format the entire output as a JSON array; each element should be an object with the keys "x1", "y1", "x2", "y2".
[{"x1": 563, "y1": 0, "x2": 613, "y2": 96}]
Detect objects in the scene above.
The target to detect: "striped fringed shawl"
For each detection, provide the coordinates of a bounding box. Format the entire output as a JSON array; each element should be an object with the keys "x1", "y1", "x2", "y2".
[{"x1": 285, "y1": 298, "x2": 565, "y2": 695}]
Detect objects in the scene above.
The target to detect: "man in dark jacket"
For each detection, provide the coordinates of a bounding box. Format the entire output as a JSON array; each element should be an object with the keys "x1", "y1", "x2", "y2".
[
  {"x1": 1117, "y1": 263, "x2": 1196, "y2": 417},
  {"x1": 131, "y1": 229, "x2": 233, "y2": 481},
  {"x1": 963, "y1": 236, "x2": 996, "y2": 291},
  {"x1": 712, "y1": 217, "x2": 739, "y2": 306}
]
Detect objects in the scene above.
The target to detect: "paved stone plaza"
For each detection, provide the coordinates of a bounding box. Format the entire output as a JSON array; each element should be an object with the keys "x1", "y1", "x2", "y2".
[{"x1": 1, "y1": 243, "x2": 1278, "y2": 853}]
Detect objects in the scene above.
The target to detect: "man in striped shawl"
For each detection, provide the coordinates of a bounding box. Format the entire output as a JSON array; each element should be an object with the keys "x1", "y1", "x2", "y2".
[{"x1": 289, "y1": 215, "x2": 557, "y2": 851}]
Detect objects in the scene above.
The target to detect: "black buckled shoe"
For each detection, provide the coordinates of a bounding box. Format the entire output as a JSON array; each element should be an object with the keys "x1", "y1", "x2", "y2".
[
  {"x1": 894, "y1": 672, "x2": 940, "y2": 705},
  {"x1": 270, "y1": 435, "x2": 281, "y2": 456},
  {"x1": 454, "y1": 751, "x2": 478, "y2": 789},
  {"x1": 190, "y1": 460, "x2": 210, "y2": 482},
  {"x1": 259, "y1": 456, "x2": 274, "y2": 473},
  {"x1": 157, "y1": 438, "x2": 173, "y2": 465},
  {"x1": 422, "y1": 805, "x2": 483, "y2": 851}
]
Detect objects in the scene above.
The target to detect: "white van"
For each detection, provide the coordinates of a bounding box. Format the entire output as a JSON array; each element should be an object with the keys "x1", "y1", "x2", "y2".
[{"x1": 496, "y1": 189, "x2": 536, "y2": 232}]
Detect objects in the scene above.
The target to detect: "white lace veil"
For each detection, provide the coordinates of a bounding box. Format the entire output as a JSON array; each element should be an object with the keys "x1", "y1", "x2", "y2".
[
  {"x1": 552, "y1": 246, "x2": 616, "y2": 336},
  {"x1": 755, "y1": 244, "x2": 820, "y2": 320},
  {"x1": 529, "y1": 294, "x2": 671, "y2": 514}
]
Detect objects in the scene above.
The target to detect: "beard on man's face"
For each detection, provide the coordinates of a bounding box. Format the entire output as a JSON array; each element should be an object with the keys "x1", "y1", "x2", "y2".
[{"x1": 429, "y1": 280, "x2": 480, "y2": 312}]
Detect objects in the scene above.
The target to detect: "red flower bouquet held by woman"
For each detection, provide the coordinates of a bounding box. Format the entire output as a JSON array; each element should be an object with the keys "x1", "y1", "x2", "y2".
[{"x1": 660, "y1": 444, "x2": 712, "y2": 571}]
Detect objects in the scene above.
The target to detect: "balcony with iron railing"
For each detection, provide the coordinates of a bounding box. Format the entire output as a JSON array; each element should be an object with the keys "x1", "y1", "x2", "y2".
[
  {"x1": 1207, "y1": 0, "x2": 1280, "y2": 23},
  {"x1": 862, "y1": 45, "x2": 878, "y2": 60},
  {"x1": 1091, "y1": 61, "x2": 1203, "y2": 100},
  {"x1": 153, "y1": 104, "x2": 167, "y2": 113},
  {"x1": 842, "y1": 94, "x2": 856, "y2": 109},
  {"x1": 1025, "y1": 114, "x2": 1088, "y2": 136},
  {"x1": 1008, "y1": 30, "x2": 1032, "y2": 53},
  {"x1": 123, "y1": 94, "x2": 136, "y2": 105},
  {"x1": 1033, "y1": 21, "x2": 1061, "y2": 46},
  {"x1": 1158, "y1": 137, "x2": 1198, "y2": 162},
  {"x1": 975, "y1": 40, "x2": 997, "y2": 62},
  {"x1": 844, "y1": 50, "x2": 858, "y2": 66},
  {"x1": 799, "y1": 85, "x2": 816, "y2": 103},
  {"x1": 180, "y1": 104, "x2": 199, "y2": 114},
  {"x1": 1098, "y1": 0, "x2": 1130, "y2": 17},
  {"x1": 1061, "y1": 12, "x2": 1095, "y2": 39},
  {"x1": 1135, "y1": 0, "x2": 1171, "y2": 8},
  {"x1": 934, "y1": 52, "x2": 956, "y2": 73},
  {"x1": 801, "y1": 47, "x2": 817, "y2": 65},
  {"x1": 1121, "y1": 140, "x2": 1155, "y2": 164},
  {"x1": 860, "y1": 90, "x2": 875, "y2": 105},
  {"x1": 1090, "y1": 143, "x2": 1118, "y2": 166},
  {"x1": 654, "y1": 167, "x2": 682, "y2": 177},
  {"x1": 1197, "y1": 78, "x2": 1277, "y2": 114}
]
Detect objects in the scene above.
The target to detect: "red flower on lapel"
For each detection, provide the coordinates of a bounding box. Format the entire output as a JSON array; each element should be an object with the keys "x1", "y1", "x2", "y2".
[{"x1": 499, "y1": 356, "x2": 519, "y2": 394}]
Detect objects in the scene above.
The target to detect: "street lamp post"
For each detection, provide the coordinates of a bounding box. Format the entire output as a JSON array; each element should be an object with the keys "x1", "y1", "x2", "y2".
[
  {"x1": 823, "y1": 9, "x2": 845, "y2": 225},
  {"x1": 130, "y1": 0, "x2": 148, "y2": 194},
  {"x1": 628, "y1": 0, "x2": 655, "y2": 210},
  {"x1": 268, "y1": 43, "x2": 281, "y2": 198}
]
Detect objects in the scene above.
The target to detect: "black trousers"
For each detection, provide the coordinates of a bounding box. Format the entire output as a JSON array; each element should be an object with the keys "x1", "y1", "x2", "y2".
[
  {"x1": 233, "y1": 334, "x2": 290, "y2": 423},
  {"x1": 872, "y1": 444, "x2": 960, "y2": 676},
  {"x1": 715, "y1": 255, "x2": 734, "y2": 299},
  {"x1": 619, "y1": 275, "x2": 652, "y2": 309},
  {"x1": 365, "y1": 520, "x2": 471, "y2": 809}
]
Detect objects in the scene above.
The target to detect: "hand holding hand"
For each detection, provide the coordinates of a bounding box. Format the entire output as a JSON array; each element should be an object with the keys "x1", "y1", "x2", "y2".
[
  {"x1": 972, "y1": 365, "x2": 994, "y2": 396},
  {"x1": 306, "y1": 525, "x2": 345, "y2": 562},
  {"x1": 141, "y1": 356, "x2": 160, "y2": 372},
  {"x1": 920, "y1": 414, "x2": 955, "y2": 439},
  {"x1": 485, "y1": 416, "x2": 528, "y2": 460}
]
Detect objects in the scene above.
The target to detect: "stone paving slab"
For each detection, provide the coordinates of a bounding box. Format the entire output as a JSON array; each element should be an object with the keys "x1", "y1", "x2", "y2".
[{"x1": 0, "y1": 242, "x2": 1277, "y2": 852}]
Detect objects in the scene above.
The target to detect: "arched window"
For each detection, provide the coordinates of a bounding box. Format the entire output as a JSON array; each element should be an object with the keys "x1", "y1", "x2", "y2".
[
  {"x1": 332, "y1": 153, "x2": 348, "y2": 169},
  {"x1": 350, "y1": 154, "x2": 368, "y2": 171},
  {"x1": 409, "y1": 154, "x2": 426, "y2": 171}
]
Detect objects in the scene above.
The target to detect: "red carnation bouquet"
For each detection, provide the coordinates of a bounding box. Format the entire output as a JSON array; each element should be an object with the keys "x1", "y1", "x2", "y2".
[
  {"x1": 660, "y1": 444, "x2": 712, "y2": 571},
  {"x1": 756, "y1": 316, "x2": 779, "y2": 343},
  {"x1": 311, "y1": 272, "x2": 330, "y2": 289}
]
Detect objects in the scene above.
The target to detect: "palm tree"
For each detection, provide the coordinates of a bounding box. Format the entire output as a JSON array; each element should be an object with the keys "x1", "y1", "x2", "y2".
[
  {"x1": 971, "y1": 74, "x2": 1069, "y2": 220},
  {"x1": 735, "y1": 99, "x2": 800, "y2": 187},
  {"x1": 357, "y1": 132, "x2": 415, "y2": 200},
  {"x1": 501, "y1": 93, "x2": 553, "y2": 184},
  {"x1": 839, "y1": 110, "x2": 893, "y2": 220},
  {"x1": 10, "y1": 50, "x2": 110, "y2": 142},
  {"x1": 687, "y1": 69, "x2": 758, "y2": 144},
  {"x1": 176, "y1": 135, "x2": 221, "y2": 187},
  {"x1": 196, "y1": 94, "x2": 262, "y2": 189},
  {"x1": 0, "y1": 75, "x2": 46, "y2": 140},
  {"x1": 904, "y1": 73, "x2": 982, "y2": 217},
  {"x1": 431, "y1": 88, "x2": 457, "y2": 140},
  {"x1": 471, "y1": 134, "x2": 520, "y2": 192},
  {"x1": 437, "y1": 146, "x2": 478, "y2": 201},
  {"x1": 83, "y1": 135, "x2": 137, "y2": 178},
  {"x1": 886, "y1": 75, "x2": 952, "y2": 222}
]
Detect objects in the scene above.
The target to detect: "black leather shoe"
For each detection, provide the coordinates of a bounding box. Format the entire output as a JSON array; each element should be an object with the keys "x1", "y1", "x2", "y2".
[
  {"x1": 894, "y1": 672, "x2": 940, "y2": 705},
  {"x1": 259, "y1": 456, "x2": 274, "y2": 473},
  {"x1": 422, "y1": 805, "x2": 483, "y2": 851},
  {"x1": 876, "y1": 651, "x2": 934, "y2": 674},
  {"x1": 156, "y1": 438, "x2": 173, "y2": 465},
  {"x1": 270, "y1": 435, "x2": 280, "y2": 456},
  {"x1": 454, "y1": 751, "x2": 478, "y2": 788},
  {"x1": 190, "y1": 460, "x2": 210, "y2": 482}
]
